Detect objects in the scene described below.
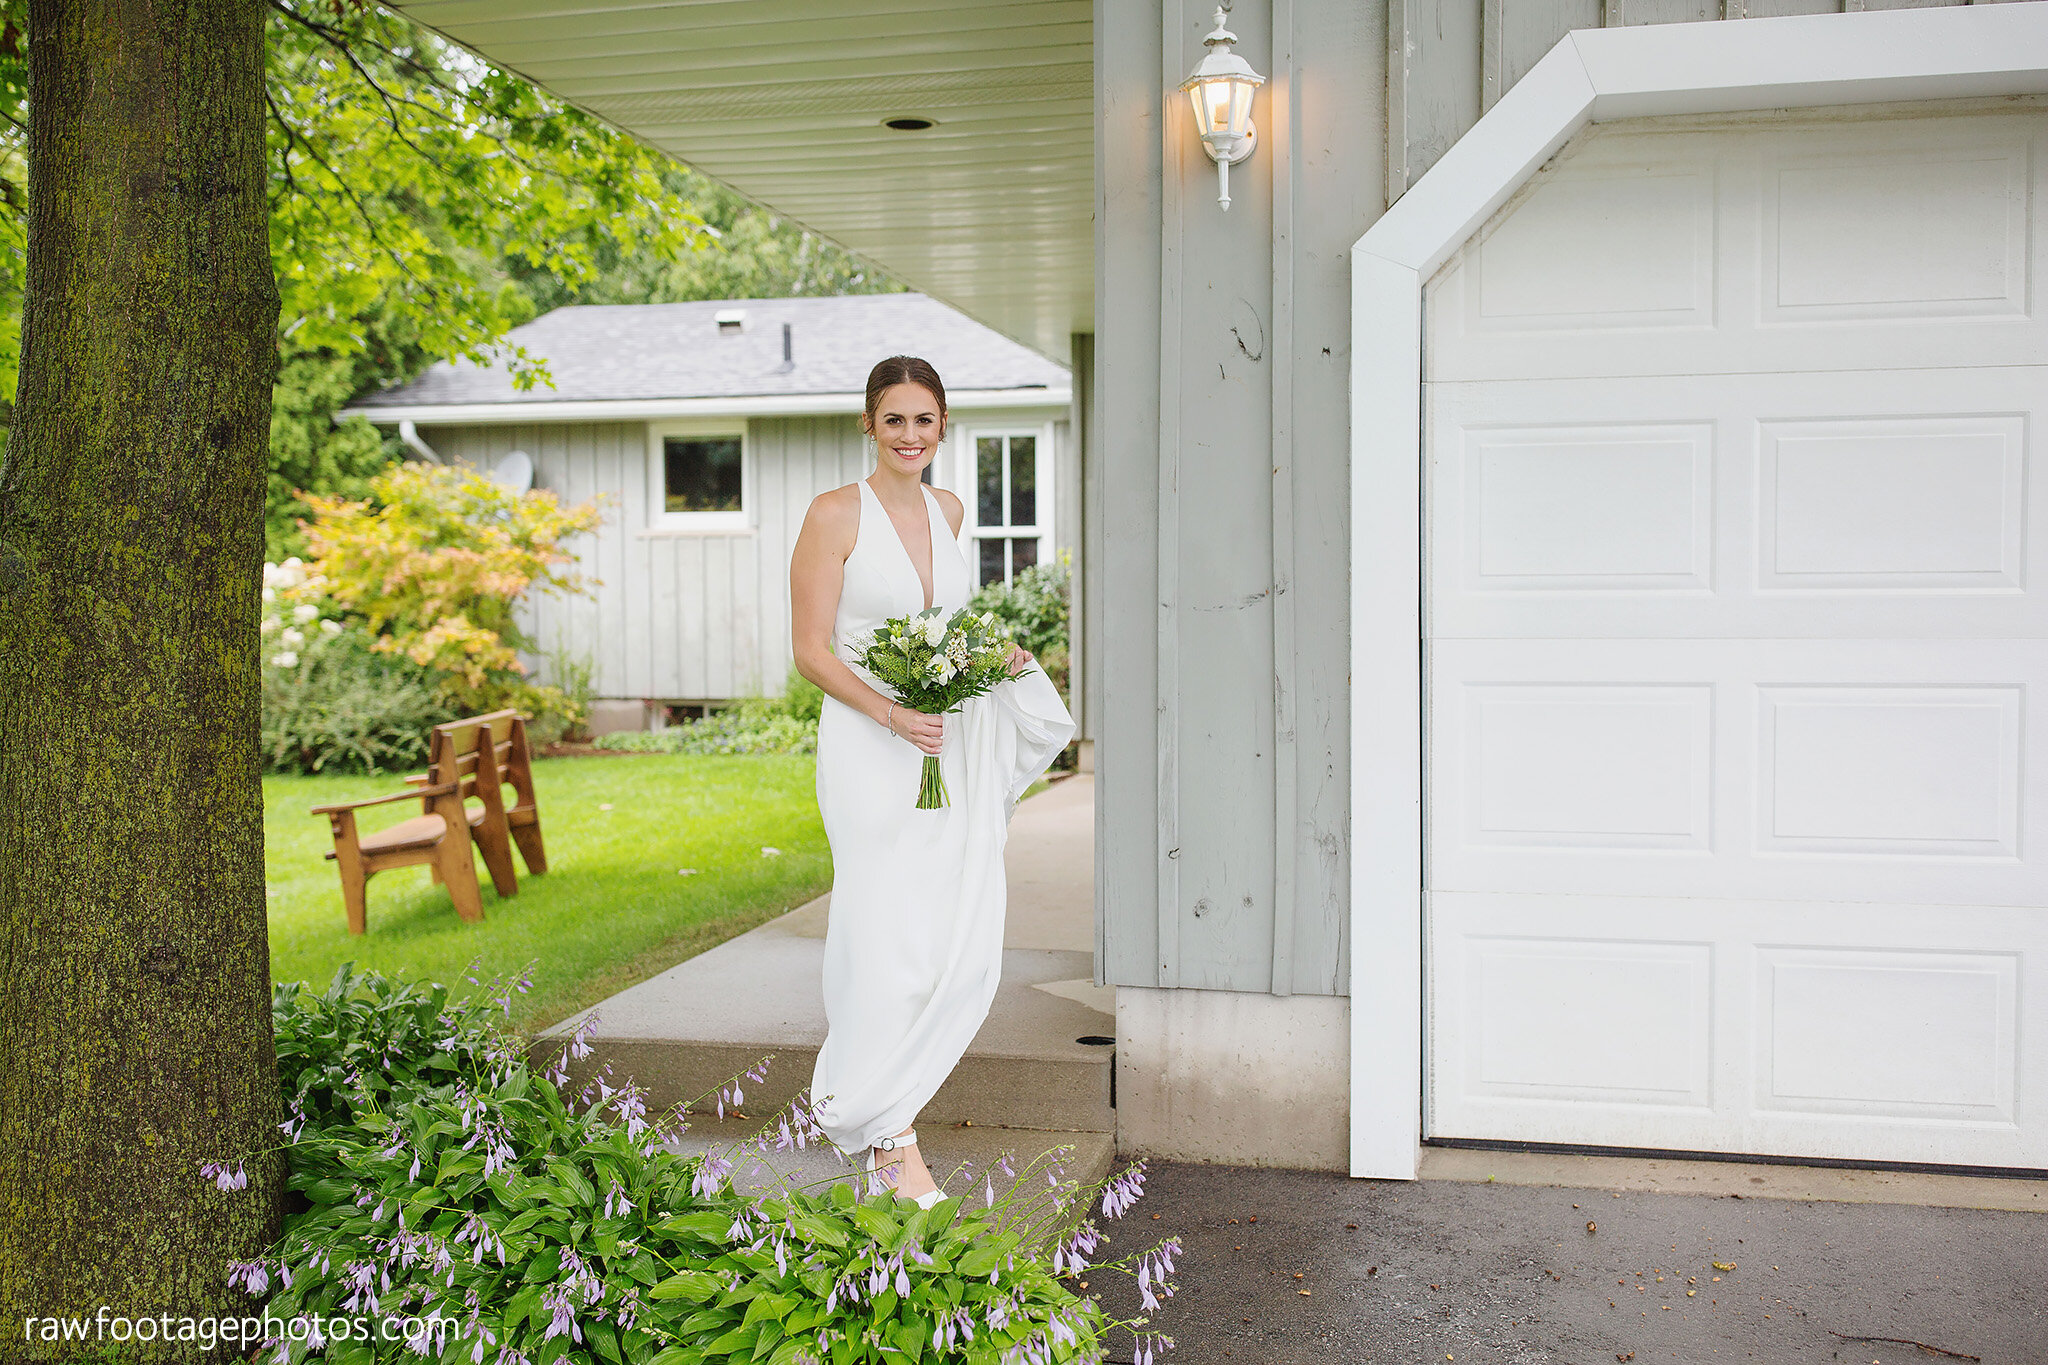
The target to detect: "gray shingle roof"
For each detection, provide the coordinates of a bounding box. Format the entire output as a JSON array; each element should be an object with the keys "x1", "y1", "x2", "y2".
[{"x1": 357, "y1": 293, "x2": 1068, "y2": 408}]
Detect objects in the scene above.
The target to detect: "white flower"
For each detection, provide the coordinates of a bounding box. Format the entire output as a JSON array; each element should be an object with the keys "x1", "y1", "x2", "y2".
[
  {"x1": 917, "y1": 614, "x2": 947, "y2": 646},
  {"x1": 761, "y1": 846, "x2": 782, "y2": 857},
  {"x1": 259, "y1": 616, "x2": 279, "y2": 636},
  {"x1": 280, "y1": 627, "x2": 305, "y2": 648},
  {"x1": 260, "y1": 586, "x2": 276, "y2": 603},
  {"x1": 319, "y1": 619, "x2": 342, "y2": 636},
  {"x1": 292, "y1": 603, "x2": 319, "y2": 624},
  {"x1": 271, "y1": 651, "x2": 299, "y2": 669},
  {"x1": 929, "y1": 655, "x2": 958, "y2": 683}
]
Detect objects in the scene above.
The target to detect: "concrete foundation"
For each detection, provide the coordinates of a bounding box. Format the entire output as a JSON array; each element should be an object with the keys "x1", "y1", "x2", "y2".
[
  {"x1": 583, "y1": 698, "x2": 648, "y2": 736},
  {"x1": 1114, "y1": 986, "x2": 1349, "y2": 1171}
]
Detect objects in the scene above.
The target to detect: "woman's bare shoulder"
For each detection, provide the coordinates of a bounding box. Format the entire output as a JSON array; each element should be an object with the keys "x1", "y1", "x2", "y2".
[
  {"x1": 931, "y1": 485, "x2": 965, "y2": 536},
  {"x1": 799, "y1": 483, "x2": 862, "y2": 554}
]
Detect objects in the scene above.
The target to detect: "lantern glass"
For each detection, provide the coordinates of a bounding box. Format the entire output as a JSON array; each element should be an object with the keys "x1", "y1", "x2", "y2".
[
  {"x1": 1226, "y1": 78, "x2": 1254, "y2": 136},
  {"x1": 1188, "y1": 79, "x2": 1225, "y2": 136}
]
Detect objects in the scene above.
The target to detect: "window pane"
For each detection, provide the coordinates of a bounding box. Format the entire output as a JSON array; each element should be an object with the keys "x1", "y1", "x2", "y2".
[
  {"x1": 1008, "y1": 436, "x2": 1036, "y2": 527},
  {"x1": 976, "y1": 437, "x2": 1003, "y2": 526},
  {"x1": 979, "y1": 536, "x2": 1005, "y2": 587},
  {"x1": 1011, "y1": 536, "x2": 1038, "y2": 575},
  {"x1": 664, "y1": 436, "x2": 742, "y2": 513}
]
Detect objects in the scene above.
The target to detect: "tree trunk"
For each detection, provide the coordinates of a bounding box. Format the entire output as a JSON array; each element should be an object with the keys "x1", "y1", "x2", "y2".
[{"x1": 0, "y1": 2, "x2": 282, "y2": 1359}]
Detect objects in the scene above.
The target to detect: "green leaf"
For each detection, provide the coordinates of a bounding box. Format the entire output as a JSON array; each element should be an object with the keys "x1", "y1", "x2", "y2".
[
  {"x1": 704, "y1": 1324, "x2": 759, "y2": 1356},
  {"x1": 649, "y1": 1271, "x2": 723, "y2": 1304},
  {"x1": 659, "y1": 1210, "x2": 732, "y2": 1240},
  {"x1": 849, "y1": 1203, "x2": 900, "y2": 1244}
]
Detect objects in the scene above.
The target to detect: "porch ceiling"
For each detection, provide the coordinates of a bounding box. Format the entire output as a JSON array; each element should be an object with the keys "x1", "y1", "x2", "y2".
[{"x1": 394, "y1": 0, "x2": 1094, "y2": 360}]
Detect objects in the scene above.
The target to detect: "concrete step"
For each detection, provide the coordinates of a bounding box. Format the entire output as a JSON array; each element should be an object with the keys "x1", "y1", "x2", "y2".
[
  {"x1": 534, "y1": 894, "x2": 1118, "y2": 1137},
  {"x1": 661, "y1": 1117, "x2": 1118, "y2": 1243}
]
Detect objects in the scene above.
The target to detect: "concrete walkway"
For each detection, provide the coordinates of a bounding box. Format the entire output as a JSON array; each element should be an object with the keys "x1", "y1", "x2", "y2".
[{"x1": 540, "y1": 772, "x2": 1113, "y2": 1202}]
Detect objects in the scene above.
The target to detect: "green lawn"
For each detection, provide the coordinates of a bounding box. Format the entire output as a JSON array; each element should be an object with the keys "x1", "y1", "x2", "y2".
[{"x1": 266, "y1": 754, "x2": 831, "y2": 1036}]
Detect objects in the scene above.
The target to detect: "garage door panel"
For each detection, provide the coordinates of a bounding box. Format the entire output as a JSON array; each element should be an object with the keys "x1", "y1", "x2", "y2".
[
  {"x1": 1428, "y1": 368, "x2": 2045, "y2": 640},
  {"x1": 1426, "y1": 105, "x2": 2048, "y2": 1169},
  {"x1": 1428, "y1": 892, "x2": 2041, "y2": 1164},
  {"x1": 1427, "y1": 107, "x2": 2048, "y2": 383},
  {"x1": 1428, "y1": 637, "x2": 2048, "y2": 906}
]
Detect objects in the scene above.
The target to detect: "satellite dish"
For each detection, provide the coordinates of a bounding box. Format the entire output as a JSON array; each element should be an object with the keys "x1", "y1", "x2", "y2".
[{"x1": 491, "y1": 450, "x2": 534, "y2": 493}]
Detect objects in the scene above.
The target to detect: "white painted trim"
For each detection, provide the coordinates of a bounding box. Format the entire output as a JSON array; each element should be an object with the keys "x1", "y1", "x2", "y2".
[
  {"x1": 646, "y1": 417, "x2": 750, "y2": 533},
  {"x1": 1347, "y1": 0, "x2": 2048, "y2": 1181},
  {"x1": 959, "y1": 421, "x2": 1058, "y2": 586},
  {"x1": 339, "y1": 387, "x2": 1072, "y2": 427}
]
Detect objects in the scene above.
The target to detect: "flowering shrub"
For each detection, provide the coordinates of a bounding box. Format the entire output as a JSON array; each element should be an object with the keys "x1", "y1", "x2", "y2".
[
  {"x1": 297, "y1": 461, "x2": 602, "y2": 733},
  {"x1": 223, "y1": 964, "x2": 1180, "y2": 1365},
  {"x1": 966, "y1": 553, "x2": 1070, "y2": 700},
  {"x1": 262, "y1": 558, "x2": 452, "y2": 773}
]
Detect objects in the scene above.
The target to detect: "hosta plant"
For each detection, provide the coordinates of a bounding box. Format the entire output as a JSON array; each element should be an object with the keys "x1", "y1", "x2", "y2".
[{"x1": 218, "y1": 964, "x2": 1180, "y2": 1365}]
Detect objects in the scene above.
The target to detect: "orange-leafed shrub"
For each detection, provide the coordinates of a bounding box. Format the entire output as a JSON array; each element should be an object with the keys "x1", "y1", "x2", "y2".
[{"x1": 297, "y1": 461, "x2": 603, "y2": 730}]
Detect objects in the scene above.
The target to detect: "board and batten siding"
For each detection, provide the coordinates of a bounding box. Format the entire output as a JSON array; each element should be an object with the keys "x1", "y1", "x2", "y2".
[
  {"x1": 424, "y1": 416, "x2": 873, "y2": 703},
  {"x1": 424, "y1": 410, "x2": 1078, "y2": 709},
  {"x1": 1096, "y1": 0, "x2": 1379, "y2": 997},
  {"x1": 1390, "y1": 0, "x2": 2000, "y2": 201}
]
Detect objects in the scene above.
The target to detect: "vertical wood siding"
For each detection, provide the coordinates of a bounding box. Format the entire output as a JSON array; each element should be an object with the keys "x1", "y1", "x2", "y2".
[
  {"x1": 1397, "y1": 0, "x2": 1978, "y2": 195},
  {"x1": 424, "y1": 416, "x2": 872, "y2": 702},
  {"x1": 1098, "y1": 0, "x2": 1380, "y2": 995},
  {"x1": 423, "y1": 411, "x2": 1058, "y2": 705}
]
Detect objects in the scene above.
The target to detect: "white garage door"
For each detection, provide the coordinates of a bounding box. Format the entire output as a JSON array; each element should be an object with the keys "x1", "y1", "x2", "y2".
[{"x1": 1423, "y1": 103, "x2": 2048, "y2": 1169}]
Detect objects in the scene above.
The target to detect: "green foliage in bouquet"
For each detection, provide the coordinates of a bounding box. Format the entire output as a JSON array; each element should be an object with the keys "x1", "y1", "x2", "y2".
[{"x1": 853, "y1": 607, "x2": 1027, "y2": 809}]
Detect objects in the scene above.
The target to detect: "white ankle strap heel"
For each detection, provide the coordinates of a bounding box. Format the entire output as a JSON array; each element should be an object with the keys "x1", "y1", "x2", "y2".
[{"x1": 865, "y1": 1129, "x2": 944, "y2": 1208}]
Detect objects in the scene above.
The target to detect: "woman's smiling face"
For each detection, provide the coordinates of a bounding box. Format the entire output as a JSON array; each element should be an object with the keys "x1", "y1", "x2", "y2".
[{"x1": 866, "y1": 381, "x2": 945, "y2": 476}]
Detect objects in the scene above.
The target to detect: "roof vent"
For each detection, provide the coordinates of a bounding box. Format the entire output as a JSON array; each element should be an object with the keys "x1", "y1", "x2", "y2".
[{"x1": 715, "y1": 308, "x2": 746, "y2": 335}]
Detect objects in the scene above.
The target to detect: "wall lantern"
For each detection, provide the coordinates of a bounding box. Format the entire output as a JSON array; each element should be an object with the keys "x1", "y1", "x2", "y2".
[{"x1": 1177, "y1": 6, "x2": 1265, "y2": 211}]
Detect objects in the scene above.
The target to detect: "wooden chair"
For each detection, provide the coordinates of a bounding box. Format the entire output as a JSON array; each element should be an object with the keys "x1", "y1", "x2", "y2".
[
  {"x1": 408, "y1": 709, "x2": 547, "y2": 880},
  {"x1": 312, "y1": 766, "x2": 495, "y2": 937}
]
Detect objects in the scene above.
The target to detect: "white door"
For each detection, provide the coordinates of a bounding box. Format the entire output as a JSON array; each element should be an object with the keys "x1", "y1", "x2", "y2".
[{"x1": 1423, "y1": 104, "x2": 2048, "y2": 1169}]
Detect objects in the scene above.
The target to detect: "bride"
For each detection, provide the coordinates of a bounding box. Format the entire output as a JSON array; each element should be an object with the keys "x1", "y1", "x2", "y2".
[{"x1": 788, "y1": 355, "x2": 1075, "y2": 1206}]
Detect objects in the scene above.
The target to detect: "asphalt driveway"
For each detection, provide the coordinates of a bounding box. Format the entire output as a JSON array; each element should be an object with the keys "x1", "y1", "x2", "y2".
[{"x1": 1090, "y1": 1161, "x2": 2048, "y2": 1365}]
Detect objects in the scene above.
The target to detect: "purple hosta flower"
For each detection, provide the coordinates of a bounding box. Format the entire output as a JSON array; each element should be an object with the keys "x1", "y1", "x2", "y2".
[
  {"x1": 339, "y1": 1259, "x2": 380, "y2": 1315},
  {"x1": 1100, "y1": 1162, "x2": 1147, "y2": 1219},
  {"x1": 904, "y1": 1242, "x2": 934, "y2": 1268},
  {"x1": 894, "y1": 1257, "x2": 911, "y2": 1298},
  {"x1": 538, "y1": 1284, "x2": 584, "y2": 1345},
  {"x1": 1051, "y1": 1222, "x2": 1100, "y2": 1278},
  {"x1": 1131, "y1": 1331, "x2": 1175, "y2": 1365},
  {"x1": 985, "y1": 1172, "x2": 997, "y2": 1207},
  {"x1": 466, "y1": 1322, "x2": 499, "y2": 1365},
  {"x1": 727, "y1": 1207, "x2": 755, "y2": 1243},
  {"x1": 609, "y1": 1084, "x2": 649, "y2": 1139},
  {"x1": 998, "y1": 1151, "x2": 1017, "y2": 1179},
  {"x1": 983, "y1": 1295, "x2": 1014, "y2": 1333},
  {"x1": 226, "y1": 1259, "x2": 270, "y2": 1296},
  {"x1": 278, "y1": 1097, "x2": 309, "y2": 1143},
  {"x1": 692, "y1": 1152, "x2": 735, "y2": 1199},
  {"x1": 600, "y1": 1181, "x2": 635, "y2": 1220},
  {"x1": 409, "y1": 1148, "x2": 424, "y2": 1183}
]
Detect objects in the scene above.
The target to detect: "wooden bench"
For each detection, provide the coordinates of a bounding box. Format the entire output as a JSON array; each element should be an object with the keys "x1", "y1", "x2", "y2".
[{"x1": 312, "y1": 710, "x2": 547, "y2": 935}]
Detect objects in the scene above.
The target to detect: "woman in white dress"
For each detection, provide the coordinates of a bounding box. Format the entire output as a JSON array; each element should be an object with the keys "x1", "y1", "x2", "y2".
[{"x1": 789, "y1": 356, "x2": 1075, "y2": 1206}]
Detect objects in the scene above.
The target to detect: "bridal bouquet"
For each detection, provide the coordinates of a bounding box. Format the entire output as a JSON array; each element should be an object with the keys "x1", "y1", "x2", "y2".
[{"x1": 853, "y1": 605, "x2": 1031, "y2": 808}]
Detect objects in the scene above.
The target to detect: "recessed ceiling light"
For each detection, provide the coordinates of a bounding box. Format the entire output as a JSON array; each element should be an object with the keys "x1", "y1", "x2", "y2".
[{"x1": 883, "y1": 117, "x2": 936, "y2": 131}]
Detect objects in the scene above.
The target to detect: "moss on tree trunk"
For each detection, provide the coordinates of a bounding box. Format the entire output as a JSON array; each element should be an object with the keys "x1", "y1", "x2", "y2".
[{"x1": 0, "y1": 1, "x2": 283, "y2": 1358}]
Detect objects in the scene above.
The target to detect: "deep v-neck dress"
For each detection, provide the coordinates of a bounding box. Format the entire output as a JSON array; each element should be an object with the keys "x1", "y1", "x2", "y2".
[{"x1": 807, "y1": 477, "x2": 1076, "y2": 1155}]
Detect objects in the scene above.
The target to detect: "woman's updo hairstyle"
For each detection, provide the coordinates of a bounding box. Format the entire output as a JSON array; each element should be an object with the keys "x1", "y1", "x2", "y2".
[{"x1": 861, "y1": 355, "x2": 947, "y2": 438}]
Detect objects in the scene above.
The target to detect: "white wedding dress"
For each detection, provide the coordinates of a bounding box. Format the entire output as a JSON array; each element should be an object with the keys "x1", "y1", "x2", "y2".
[{"x1": 808, "y1": 477, "x2": 1076, "y2": 1155}]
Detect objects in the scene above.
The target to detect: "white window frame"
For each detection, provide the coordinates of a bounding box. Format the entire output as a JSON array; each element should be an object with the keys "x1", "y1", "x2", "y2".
[
  {"x1": 961, "y1": 420, "x2": 1055, "y2": 588},
  {"x1": 645, "y1": 418, "x2": 751, "y2": 534}
]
